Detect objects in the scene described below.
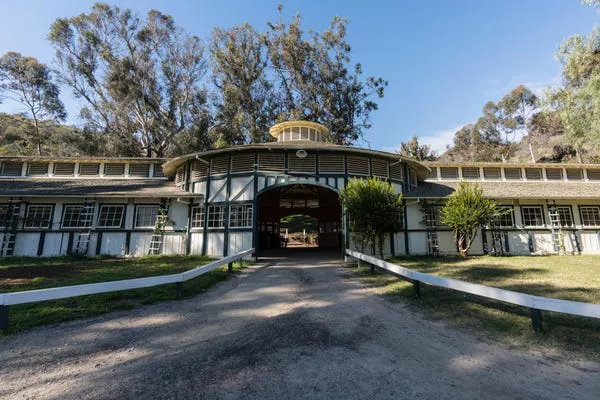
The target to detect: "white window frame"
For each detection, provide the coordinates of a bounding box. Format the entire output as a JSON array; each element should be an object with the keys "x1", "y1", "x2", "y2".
[
  {"x1": 554, "y1": 206, "x2": 574, "y2": 228},
  {"x1": 24, "y1": 205, "x2": 53, "y2": 229},
  {"x1": 521, "y1": 206, "x2": 545, "y2": 227},
  {"x1": 135, "y1": 205, "x2": 161, "y2": 228},
  {"x1": 493, "y1": 206, "x2": 514, "y2": 228},
  {"x1": 229, "y1": 204, "x2": 253, "y2": 228},
  {"x1": 191, "y1": 206, "x2": 205, "y2": 228},
  {"x1": 207, "y1": 205, "x2": 225, "y2": 228},
  {"x1": 62, "y1": 205, "x2": 94, "y2": 228},
  {"x1": 97, "y1": 205, "x2": 125, "y2": 228},
  {"x1": 580, "y1": 206, "x2": 600, "y2": 227}
]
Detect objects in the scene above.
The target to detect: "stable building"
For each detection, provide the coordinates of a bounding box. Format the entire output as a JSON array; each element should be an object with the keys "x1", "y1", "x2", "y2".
[{"x1": 0, "y1": 120, "x2": 599, "y2": 258}]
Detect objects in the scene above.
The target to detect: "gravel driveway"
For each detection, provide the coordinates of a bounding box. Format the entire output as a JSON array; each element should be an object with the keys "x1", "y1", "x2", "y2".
[{"x1": 1, "y1": 249, "x2": 598, "y2": 399}]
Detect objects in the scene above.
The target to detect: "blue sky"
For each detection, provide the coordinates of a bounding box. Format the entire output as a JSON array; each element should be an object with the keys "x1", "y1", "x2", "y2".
[{"x1": 0, "y1": 0, "x2": 597, "y2": 153}]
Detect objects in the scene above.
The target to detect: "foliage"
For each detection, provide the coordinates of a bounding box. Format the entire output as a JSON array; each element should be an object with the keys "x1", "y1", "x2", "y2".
[
  {"x1": 440, "y1": 182, "x2": 503, "y2": 257},
  {"x1": 397, "y1": 136, "x2": 438, "y2": 161},
  {"x1": 280, "y1": 214, "x2": 318, "y2": 232},
  {"x1": 211, "y1": 5, "x2": 388, "y2": 146},
  {"x1": 0, "y1": 52, "x2": 66, "y2": 155},
  {"x1": 339, "y1": 177, "x2": 403, "y2": 258},
  {"x1": 48, "y1": 3, "x2": 210, "y2": 157}
]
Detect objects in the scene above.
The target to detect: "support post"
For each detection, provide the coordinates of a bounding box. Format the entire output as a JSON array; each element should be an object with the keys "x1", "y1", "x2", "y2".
[
  {"x1": 175, "y1": 282, "x2": 183, "y2": 299},
  {"x1": 238, "y1": 258, "x2": 243, "y2": 269},
  {"x1": 530, "y1": 308, "x2": 543, "y2": 333},
  {"x1": 0, "y1": 305, "x2": 9, "y2": 332},
  {"x1": 228, "y1": 262, "x2": 233, "y2": 273},
  {"x1": 413, "y1": 280, "x2": 421, "y2": 298},
  {"x1": 370, "y1": 264, "x2": 375, "y2": 274}
]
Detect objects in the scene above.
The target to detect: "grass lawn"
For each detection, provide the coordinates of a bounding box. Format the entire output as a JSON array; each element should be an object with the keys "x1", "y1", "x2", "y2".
[
  {"x1": 0, "y1": 255, "x2": 248, "y2": 334},
  {"x1": 348, "y1": 255, "x2": 600, "y2": 360}
]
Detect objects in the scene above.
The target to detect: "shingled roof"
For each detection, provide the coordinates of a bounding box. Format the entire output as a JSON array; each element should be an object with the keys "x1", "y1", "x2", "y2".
[
  {"x1": 0, "y1": 179, "x2": 196, "y2": 198},
  {"x1": 405, "y1": 180, "x2": 600, "y2": 199}
]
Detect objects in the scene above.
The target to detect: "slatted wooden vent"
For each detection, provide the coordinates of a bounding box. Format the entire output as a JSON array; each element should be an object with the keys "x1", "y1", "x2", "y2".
[
  {"x1": 54, "y1": 163, "x2": 75, "y2": 176},
  {"x1": 0, "y1": 162, "x2": 22, "y2": 176},
  {"x1": 79, "y1": 163, "x2": 100, "y2": 176},
  {"x1": 175, "y1": 166, "x2": 185, "y2": 185},
  {"x1": 566, "y1": 168, "x2": 583, "y2": 181},
  {"x1": 103, "y1": 163, "x2": 125, "y2": 176},
  {"x1": 504, "y1": 168, "x2": 522, "y2": 180},
  {"x1": 347, "y1": 156, "x2": 370, "y2": 176},
  {"x1": 191, "y1": 160, "x2": 208, "y2": 180},
  {"x1": 27, "y1": 162, "x2": 48, "y2": 176},
  {"x1": 440, "y1": 167, "x2": 458, "y2": 179},
  {"x1": 288, "y1": 153, "x2": 316, "y2": 174},
  {"x1": 525, "y1": 168, "x2": 542, "y2": 180},
  {"x1": 587, "y1": 169, "x2": 600, "y2": 181},
  {"x1": 210, "y1": 156, "x2": 229, "y2": 175},
  {"x1": 258, "y1": 153, "x2": 285, "y2": 172},
  {"x1": 129, "y1": 163, "x2": 150, "y2": 177},
  {"x1": 371, "y1": 159, "x2": 389, "y2": 178},
  {"x1": 153, "y1": 164, "x2": 164, "y2": 177},
  {"x1": 545, "y1": 168, "x2": 563, "y2": 180},
  {"x1": 461, "y1": 167, "x2": 480, "y2": 179},
  {"x1": 483, "y1": 167, "x2": 501, "y2": 179},
  {"x1": 389, "y1": 163, "x2": 404, "y2": 181},
  {"x1": 230, "y1": 153, "x2": 255, "y2": 173},
  {"x1": 318, "y1": 154, "x2": 345, "y2": 174}
]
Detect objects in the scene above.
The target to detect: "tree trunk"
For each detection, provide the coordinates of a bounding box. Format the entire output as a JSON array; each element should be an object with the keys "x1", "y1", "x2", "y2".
[{"x1": 528, "y1": 141, "x2": 536, "y2": 163}]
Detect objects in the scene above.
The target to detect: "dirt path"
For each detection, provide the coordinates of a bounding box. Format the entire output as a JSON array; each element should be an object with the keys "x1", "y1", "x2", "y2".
[{"x1": 1, "y1": 249, "x2": 598, "y2": 399}]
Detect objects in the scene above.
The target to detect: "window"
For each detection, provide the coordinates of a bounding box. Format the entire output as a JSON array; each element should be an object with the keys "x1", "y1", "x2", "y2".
[
  {"x1": 440, "y1": 167, "x2": 458, "y2": 179},
  {"x1": 1, "y1": 162, "x2": 22, "y2": 176},
  {"x1": 504, "y1": 168, "x2": 522, "y2": 180},
  {"x1": 24, "y1": 205, "x2": 53, "y2": 228},
  {"x1": 27, "y1": 163, "x2": 49, "y2": 176},
  {"x1": 62, "y1": 205, "x2": 94, "y2": 228},
  {"x1": 0, "y1": 204, "x2": 21, "y2": 228},
  {"x1": 191, "y1": 206, "x2": 205, "y2": 228},
  {"x1": 461, "y1": 167, "x2": 480, "y2": 179},
  {"x1": 521, "y1": 206, "x2": 544, "y2": 227},
  {"x1": 207, "y1": 205, "x2": 225, "y2": 228},
  {"x1": 566, "y1": 168, "x2": 583, "y2": 181},
  {"x1": 79, "y1": 163, "x2": 100, "y2": 176},
  {"x1": 580, "y1": 206, "x2": 600, "y2": 227},
  {"x1": 229, "y1": 204, "x2": 253, "y2": 228},
  {"x1": 104, "y1": 163, "x2": 125, "y2": 176},
  {"x1": 493, "y1": 206, "x2": 514, "y2": 227},
  {"x1": 54, "y1": 163, "x2": 75, "y2": 176},
  {"x1": 135, "y1": 205, "x2": 161, "y2": 228},
  {"x1": 483, "y1": 167, "x2": 501, "y2": 180},
  {"x1": 97, "y1": 205, "x2": 125, "y2": 228},
  {"x1": 129, "y1": 164, "x2": 150, "y2": 177},
  {"x1": 545, "y1": 168, "x2": 563, "y2": 180},
  {"x1": 525, "y1": 168, "x2": 542, "y2": 180},
  {"x1": 424, "y1": 205, "x2": 444, "y2": 227},
  {"x1": 552, "y1": 207, "x2": 573, "y2": 227}
]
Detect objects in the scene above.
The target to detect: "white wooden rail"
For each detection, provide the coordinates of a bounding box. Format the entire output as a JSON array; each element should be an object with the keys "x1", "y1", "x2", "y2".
[
  {"x1": 0, "y1": 249, "x2": 254, "y2": 330},
  {"x1": 346, "y1": 249, "x2": 600, "y2": 332}
]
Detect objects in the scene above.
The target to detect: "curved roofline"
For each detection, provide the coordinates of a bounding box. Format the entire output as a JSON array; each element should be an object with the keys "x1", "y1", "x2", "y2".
[
  {"x1": 425, "y1": 161, "x2": 600, "y2": 168},
  {"x1": 268, "y1": 121, "x2": 329, "y2": 139},
  {"x1": 162, "y1": 142, "x2": 430, "y2": 179}
]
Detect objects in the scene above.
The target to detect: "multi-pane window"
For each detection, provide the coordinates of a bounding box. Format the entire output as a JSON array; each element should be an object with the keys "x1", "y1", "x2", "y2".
[
  {"x1": 493, "y1": 206, "x2": 514, "y2": 227},
  {"x1": 580, "y1": 206, "x2": 600, "y2": 227},
  {"x1": 521, "y1": 206, "x2": 544, "y2": 227},
  {"x1": 424, "y1": 205, "x2": 444, "y2": 227},
  {"x1": 191, "y1": 206, "x2": 205, "y2": 228},
  {"x1": 24, "y1": 205, "x2": 53, "y2": 228},
  {"x1": 207, "y1": 205, "x2": 225, "y2": 228},
  {"x1": 97, "y1": 205, "x2": 125, "y2": 228},
  {"x1": 553, "y1": 206, "x2": 573, "y2": 227},
  {"x1": 62, "y1": 205, "x2": 94, "y2": 228},
  {"x1": 229, "y1": 204, "x2": 253, "y2": 228},
  {"x1": 135, "y1": 205, "x2": 161, "y2": 228}
]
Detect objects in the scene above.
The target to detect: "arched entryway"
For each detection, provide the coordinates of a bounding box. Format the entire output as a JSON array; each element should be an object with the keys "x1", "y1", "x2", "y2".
[{"x1": 255, "y1": 184, "x2": 343, "y2": 256}]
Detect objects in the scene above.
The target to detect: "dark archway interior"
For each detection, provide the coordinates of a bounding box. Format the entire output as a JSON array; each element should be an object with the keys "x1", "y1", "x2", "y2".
[{"x1": 258, "y1": 184, "x2": 342, "y2": 251}]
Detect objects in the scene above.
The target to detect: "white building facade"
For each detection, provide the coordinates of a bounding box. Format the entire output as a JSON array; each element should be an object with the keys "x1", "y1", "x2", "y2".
[{"x1": 1, "y1": 121, "x2": 599, "y2": 258}]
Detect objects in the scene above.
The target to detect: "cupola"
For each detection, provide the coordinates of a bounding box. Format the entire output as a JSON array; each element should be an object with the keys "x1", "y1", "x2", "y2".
[{"x1": 268, "y1": 121, "x2": 328, "y2": 142}]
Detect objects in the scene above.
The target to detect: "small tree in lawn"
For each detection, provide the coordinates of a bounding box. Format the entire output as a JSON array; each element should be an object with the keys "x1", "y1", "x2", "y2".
[
  {"x1": 441, "y1": 181, "x2": 501, "y2": 258},
  {"x1": 339, "y1": 177, "x2": 403, "y2": 259}
]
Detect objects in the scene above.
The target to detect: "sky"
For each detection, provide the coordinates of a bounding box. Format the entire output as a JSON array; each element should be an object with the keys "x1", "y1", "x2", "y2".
[{"x1": 0, "y1": 0, "x2": 598, "y2": 154}]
